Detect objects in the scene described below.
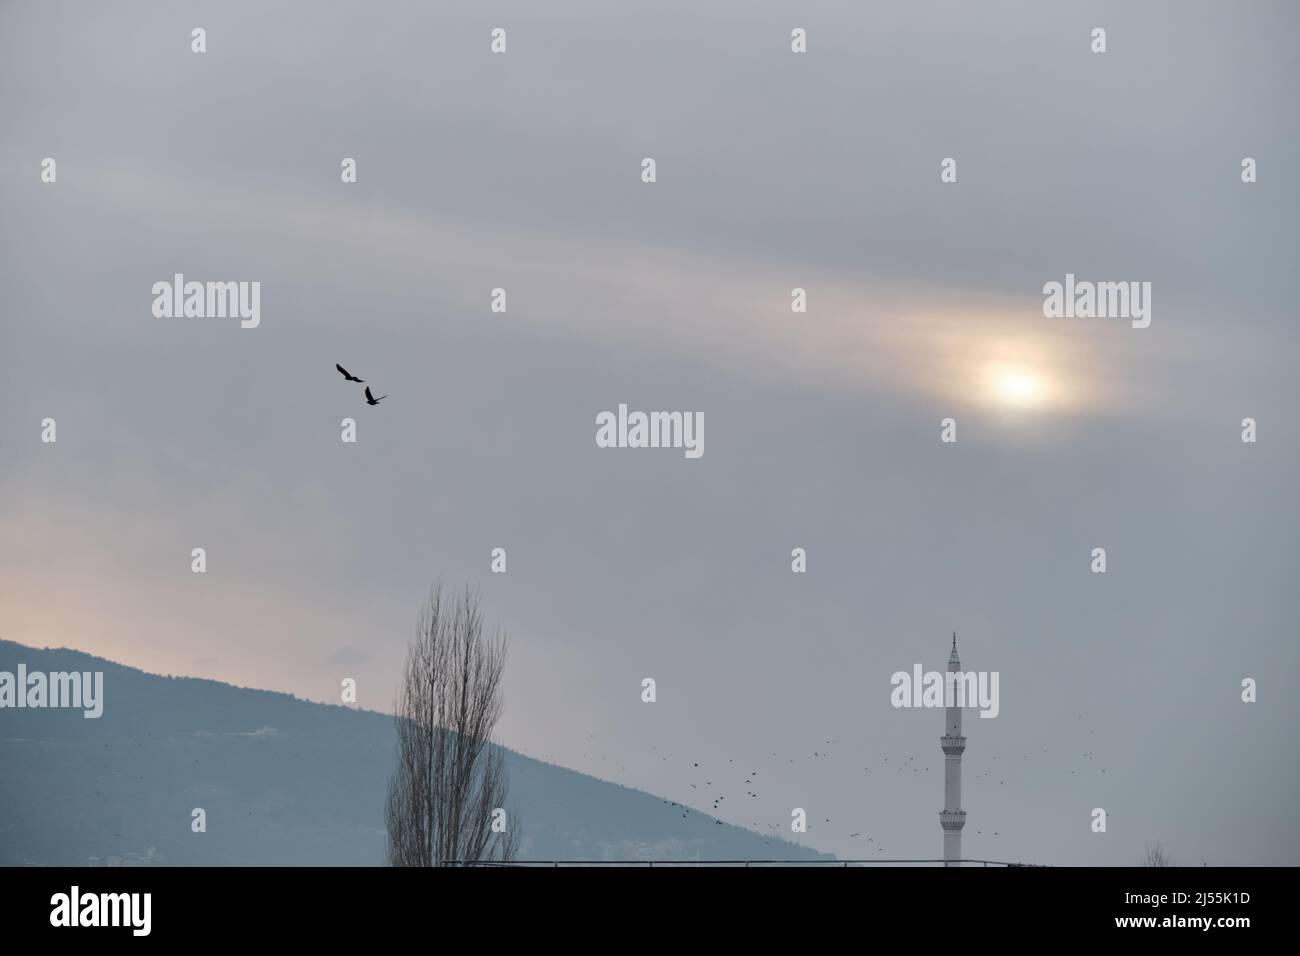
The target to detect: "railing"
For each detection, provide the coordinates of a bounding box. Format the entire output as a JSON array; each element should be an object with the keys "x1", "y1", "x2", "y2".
[{"x1": 446, "y1": 858, "x2": 1045, "y2": 867}]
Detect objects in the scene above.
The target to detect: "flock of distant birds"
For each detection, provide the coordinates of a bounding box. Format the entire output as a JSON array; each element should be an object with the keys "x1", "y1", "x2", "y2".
[
  {"x1": 336, "y1": 363, "x2": 386, "y2": 405},
  {"x1": 541, "y1": 712, "x2": 1107, "y2": 855}
]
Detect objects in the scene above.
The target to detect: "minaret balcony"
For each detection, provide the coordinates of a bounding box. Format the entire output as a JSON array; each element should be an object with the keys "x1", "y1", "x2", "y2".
[
  {"x1": 940, "y1": 735, "x2": 966, "y2": 755},
  {"x1": 939, "y1": 810, "x2": 967, "y2": 830}
]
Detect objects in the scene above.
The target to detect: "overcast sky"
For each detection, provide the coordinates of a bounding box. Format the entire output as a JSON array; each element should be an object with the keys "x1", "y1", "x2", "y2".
[{"x1": 2, "y1": 0, "x2": 1297, "y2": 865}]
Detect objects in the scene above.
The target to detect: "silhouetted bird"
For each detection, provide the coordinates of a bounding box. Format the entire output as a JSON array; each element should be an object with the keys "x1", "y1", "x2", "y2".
[
  {"x1": 364, "y1": 386, "x2": 387, "y2": 405},
  {"x1": 336, "y1": 363, "x2": 365, "y2": 382}
]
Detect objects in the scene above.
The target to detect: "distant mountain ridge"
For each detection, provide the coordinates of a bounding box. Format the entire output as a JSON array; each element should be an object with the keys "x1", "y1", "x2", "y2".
[{"x1": 0, "y1": 640, "x2": 830, "y2": 866}]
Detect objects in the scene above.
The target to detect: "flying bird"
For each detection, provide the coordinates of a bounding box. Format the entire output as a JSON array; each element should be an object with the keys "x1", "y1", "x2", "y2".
[
  {"x1": 364, "y1": 386, "x2": 387, "y2": 406},
  {"x1": 335, "y1": 363, "x2": 364, "y2": 382}
]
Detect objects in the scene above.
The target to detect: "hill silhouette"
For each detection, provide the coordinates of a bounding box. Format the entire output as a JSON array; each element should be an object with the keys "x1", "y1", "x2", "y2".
[{"x1": 0, "y1": 640, "x2": 829, "y2": 866}]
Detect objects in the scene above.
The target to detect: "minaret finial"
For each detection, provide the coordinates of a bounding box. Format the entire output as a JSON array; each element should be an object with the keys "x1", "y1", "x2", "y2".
[{"x1": 952, "y1": 631, "x2": 957, "y2": 652}]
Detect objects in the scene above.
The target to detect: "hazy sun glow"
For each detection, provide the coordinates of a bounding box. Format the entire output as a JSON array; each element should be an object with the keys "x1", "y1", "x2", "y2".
[
  {"x1": 982, "y1": 360, "x2": 1053, "y2": 410},
  {"x1": 998, "y1": 372, "x2": 1041, "y2": 405}
]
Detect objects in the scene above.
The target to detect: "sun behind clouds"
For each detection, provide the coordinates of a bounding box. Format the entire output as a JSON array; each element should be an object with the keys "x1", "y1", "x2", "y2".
[{"x1": 992, "y1": 367, "x2": 1044, "y2": 408}]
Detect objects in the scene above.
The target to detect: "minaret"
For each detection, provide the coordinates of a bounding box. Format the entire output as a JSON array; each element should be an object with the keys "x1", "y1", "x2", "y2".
[{"x1": 940, "y1": 632, "x2": 967, "y2": 866}]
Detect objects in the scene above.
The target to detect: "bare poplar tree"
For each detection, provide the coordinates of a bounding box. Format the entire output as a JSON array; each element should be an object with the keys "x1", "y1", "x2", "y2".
[
  {"x1": 385, "y1": 583, "x2": 518, "y2": 866},
  {"x1": 1141, "y1": 842, "x2": 1172, "y2": 867}
]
